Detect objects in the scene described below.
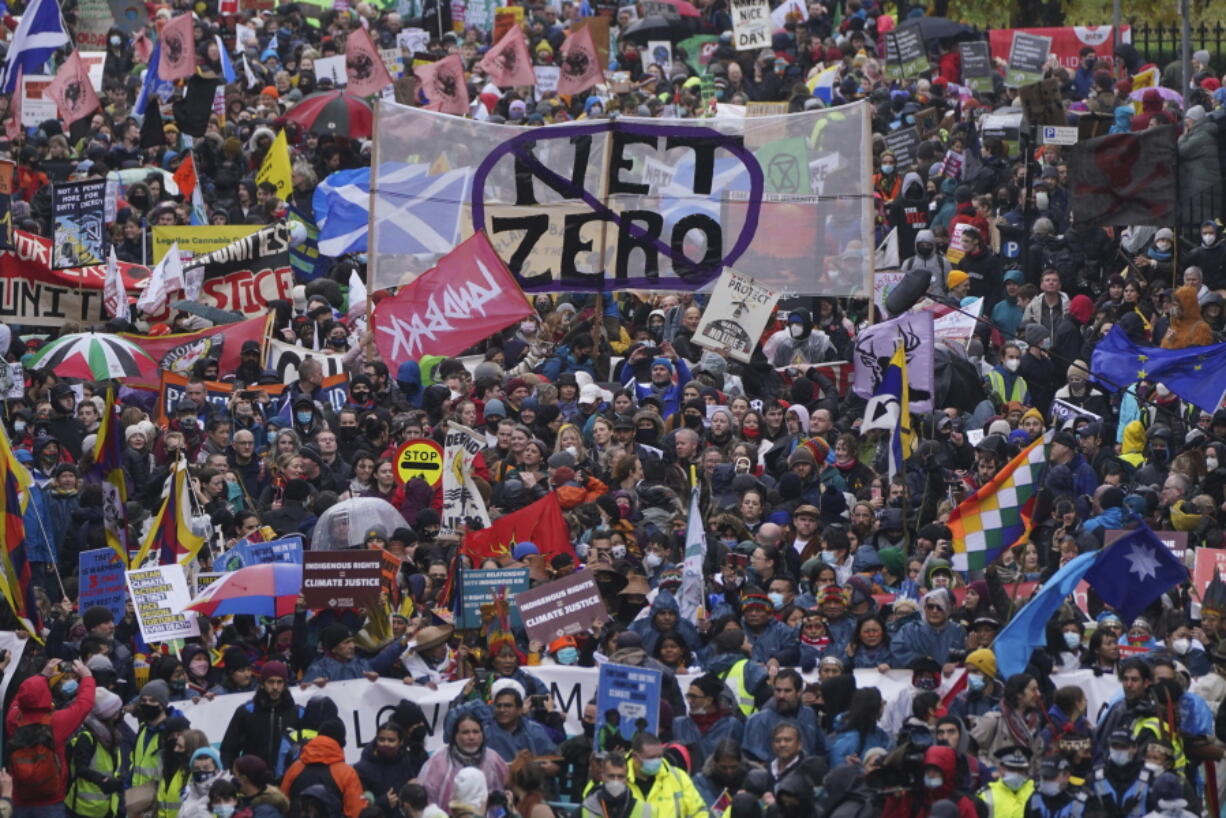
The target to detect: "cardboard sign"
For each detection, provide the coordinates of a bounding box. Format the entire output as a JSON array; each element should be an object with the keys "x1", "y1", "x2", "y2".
[
  {"x1": 127, "y1": 564, "x2": 200, "y2": 643},
  {"x1": 730, "y1": 0, "x2": 770, "y2": 51},
  {"x1": 958, "y1": 41, "x2": 993, "y2": 93},
  {"x1": 646, "y1": 40, "x2": 673, "y2": 74},
  {"x1": 885, "y1": 27, "x2": 929, "y2": 80},
  {"x1": 515, "y1": 569, "x2": 608, "y2": 645},
  {"x1": 457, "y1": 568, "x2": 530, "y2": 629},
  {"x1": 394, "y1": 438, "x2": 444, "y2": 486},
  {"x1": 398, "y1": 28, "x2": 430, "y2": 55},
  {"x1": 79, "y1": 548, "x2": 127, "y2": 623},
  {"x1": 1019, "y1": 78, "x2": 1066, "y2": 128},
  {"x1": 693, "y1": 269, "x2": 779, "y2": 363},
  {"x1": 595, "y1": 663, "x2": 663, "y2": 748},
  {"x1": 1006, "y1": 31, "x2": 1051, "y2": 87},
  {"x1": 234, "y1": 535, "x2": 304, "y2": 566},
  {"x1": 533, "y1": 66, "x2": 560, "y2": 97},
  {"x1": 302, "y1": 551, "x2": 383, "y2": 609},
  {"x1": 51, "y1": 180, "x2": 108, "y2": 269}
]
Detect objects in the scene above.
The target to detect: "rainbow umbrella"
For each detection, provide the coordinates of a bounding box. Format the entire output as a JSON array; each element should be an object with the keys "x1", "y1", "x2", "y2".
[
  {"x1": 27, "y1": 331, "x2": 157, "y2": 380},
  {"x1": 186, "y1": 563, "x2": 303, "y2": 618}
]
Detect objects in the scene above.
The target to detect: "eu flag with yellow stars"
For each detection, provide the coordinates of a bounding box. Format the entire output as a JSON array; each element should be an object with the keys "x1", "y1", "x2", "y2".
[{"x1": 1090, "y1": 325, "x2": 1226, "y2": 413}]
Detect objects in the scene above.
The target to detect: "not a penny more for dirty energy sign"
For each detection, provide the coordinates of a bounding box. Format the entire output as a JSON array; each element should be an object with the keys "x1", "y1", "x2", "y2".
[{"x1": 302, "y1": 551, "x2": 383, "y2": 609}]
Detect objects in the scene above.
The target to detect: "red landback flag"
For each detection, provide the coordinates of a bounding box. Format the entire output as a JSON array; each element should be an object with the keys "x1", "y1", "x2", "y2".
[
  {"x1": 46, "y1": 51, "x2": 100, "y2": 127},
  {"x1": 345, "y1": 26, "x2": 393, "y2": 97},
  {"x1": 557, "y1": 26, "x2": 602, "y2": 95},
  {"x1": 372, "y1": 231, "x2": 532, "y2": 367},
  {"x1": 172, "y1": 152, "x2": 198, "y2": 199},
  {"x1": 463, "y1": 493, "x2": 575, "y2": 563},
  {"x1": 478, "y1": 26, "x2": 535, "y2": 88},
  {"x1": 414, "y1": 54, "x2": 469, "y2": 115},
  {"x1": 158, "y1": 14, "x2": 198, "y2": 81}
]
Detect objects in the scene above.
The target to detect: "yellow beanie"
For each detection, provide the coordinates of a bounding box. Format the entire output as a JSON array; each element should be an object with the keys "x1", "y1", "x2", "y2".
[
  {"x1": 947, "y1": 269, "x2": 969, "y2": 290},
  {"x1": 966, "y1": 648, "x2": 997, "y2": 678}
]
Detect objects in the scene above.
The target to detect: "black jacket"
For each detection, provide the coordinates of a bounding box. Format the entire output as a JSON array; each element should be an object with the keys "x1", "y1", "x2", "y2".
[{"x1": 220, "y1": 688, "x2": 302, "y2": 775}]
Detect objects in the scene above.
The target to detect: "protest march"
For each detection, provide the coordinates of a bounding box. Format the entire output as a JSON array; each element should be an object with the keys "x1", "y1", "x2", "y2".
[{"x1": 4, "y1": 2, "x2": 1226, "y2": 818}]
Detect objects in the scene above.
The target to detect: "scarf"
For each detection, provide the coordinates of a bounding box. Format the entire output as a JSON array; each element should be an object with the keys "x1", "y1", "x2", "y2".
[
  {"x1": 1002, "y1": 702, "x2": 1039, "y2": 749},
  {"x1": 800, "y1": 633, "x2": 830, "y2": 649},
  {"x1": 448, "y1": 742, "x2": 486, "y2": 768},
  {"x1": 690, "y1": 708, "x2": 725, "y2": 734}
]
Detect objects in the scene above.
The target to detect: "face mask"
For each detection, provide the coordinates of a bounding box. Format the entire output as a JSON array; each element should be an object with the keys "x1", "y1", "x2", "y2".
[
  {"x1": 137, "y1": 703, "x2": 163, "y2": 722},
  {"x1": 881, "y1": 164, "x2": 895, "y2": 174},
  {"x1": 639, "y1": 758, "x2": 662, "y2": 776},
  {"x1": 635, "y1": 429, "x2": 656, "y2": 445},
  {"x1": 180, "y1": 417, "x2": 196, "y2": 431},
  {"x1": 1109, "y1": 749, "x2": 1132, "y2": 766},
  {"x1": 923, "y1": 775, "x2": 943, "y2": 790},
  {"x1": 170, "y1": 680, "x2": 187, "y2": 694},
  {"x1": 1157, "y1": 241, "x2": 1173, "y2": 252},
  {"x1": 1151, "y1": 448, "x2": 1169, "y2": 466},
  {"x1": 60, "y1": 680, "x2": 79, "y2": 696},
  {"x1": 916, "y1": 243, "x2": 934, "y2": 258},
  {"x1": 1063, "y1": 631, "x2": 1081, "y2": 649},
  {"x1": 575, "y1": 542, "x2": 590, "y2": 559},
  {"x1": 556, "y1": 647, "x2": 579, "y2": 665},
  {"x1": 915, "y1": 676, "x2": 938, "y2": 691},
  {"x1": 611, "y1": 545, "x2": 626, "y2": 560},
  {"x1": 1001, "y1": 772, "x2": 1028, "y2": 791},
  {"x1": 520, "y1": 322, "x2": 537, "y2": 336},
  {"x1": 329, "y1": 338, "x2": 346, "y2": 348},
  {"x1": 296, "y1": 412, "x2": 313, "y2": 425},
  {"x1": 1144, "y1": 762, "x2": 1164, "y2": 774},
  {"x1": 1004, "y1": 358, "x2": 1021, "y2": 372},
  {"x1": 789, "y1": 324, "x2": 805, "y2": 339},
  {"x1": 267, "y1": 430, "x2": 278, "y2": 445},
  {"x1": 582, "y1": 721, "x2": 595, "y2": 738},
  {"x1": 644, "y1": 553, "x2": 662, "y2": 569},
  {"x1": 110, "y1": 35, "x2": 122, "y2": 46},
  {"x1": 1035, "y1": 192, "x2": 1049, "y2": 211},
  {"x1": 967, "y1": 672, "x2": 985, "y2": 691},
  {"x1": 1156, "y1": 384, "x2": 1171, "y2": 397},
  {"x1": 769, "y1": 592, "x2": 786, "y2": 609},
  {"x1": 215, "y1": 807, "x2": 236, "y2": 818},
  {"x1": 1205, "y1": 234, "x2": 1216, "y2": 246},
  {"x1": 1038, "y1": 780, "x2": 1060, "y2": 797},
  {"x1": 821, "y1": 550, "x2": 837, "y2": 564},
  {"x1": 1172, "y1": 637, "x2": 1190, "y2": 655},
  {"x1": 684, "y1": 415, "x2": 702, "y2": 429},
  {"x1": 1209, "y1": 457, "x2": 1219, "y2": 471},
  {"x1": 604, "y1": 780, "x2": 627, "y2": 798},
  {"x1": 193, "y1": 770, "x2": 215, "y2": 783},
  {"x1": 1069, "y1": 381, "x2": 1086, "y2": 394}
]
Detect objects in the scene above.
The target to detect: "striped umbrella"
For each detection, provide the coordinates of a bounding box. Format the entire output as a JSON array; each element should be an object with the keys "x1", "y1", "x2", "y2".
[
  {"x1": 186, "y1": 563, "x2": 303, "y2": 618},
  {"x1": 27, "y1": 332, "x2": 157, "y2": 380},
  {"x1": 284, "y1": 91, "x2": 374, "y2": 139}
]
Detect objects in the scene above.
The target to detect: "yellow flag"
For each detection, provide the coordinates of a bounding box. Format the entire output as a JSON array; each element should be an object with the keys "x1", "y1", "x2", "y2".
[{"x1": 255, "y1": 129, "x2": 292, "y2": 200}]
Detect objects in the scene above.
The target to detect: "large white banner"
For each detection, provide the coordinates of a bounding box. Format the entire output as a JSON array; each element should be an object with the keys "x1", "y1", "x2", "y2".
[{"x1": 164, "y1": 664, "x2": 1121, "y2": 763}]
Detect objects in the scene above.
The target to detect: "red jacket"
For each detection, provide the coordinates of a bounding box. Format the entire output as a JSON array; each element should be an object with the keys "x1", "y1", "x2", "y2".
[
  {"x1": 880, "y1": 746, "x2": 980, "y2": 818},
  {"x1": 5, "y1": 674, "x2": 96, "y2": 806}
]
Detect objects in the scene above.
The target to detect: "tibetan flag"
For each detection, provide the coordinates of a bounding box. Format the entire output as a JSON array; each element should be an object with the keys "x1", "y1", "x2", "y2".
[
  {"x1": 463, "y1": 492, "x2": 574, "y2": 563},
  {"x1": 0, "y1": 425, "x2": 38, "y2": 637},
  {"x1": 93, "y1": 388, "x2": 129, "y2": 568},
  {"x1": 860, "y1": 340, "x2": 913, "y2": 479},
  {"x1": 132, "y1": 455, "x2": 204, "y2": 568},
  {"x1": 255, "y1": 128, "x2": 293, "y2": 200},
  {"x1": 948, "y1": 430, "x2": 1052, "y2": 574}
]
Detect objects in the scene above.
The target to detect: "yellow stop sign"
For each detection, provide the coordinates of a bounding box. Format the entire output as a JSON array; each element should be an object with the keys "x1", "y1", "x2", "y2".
[{"x1": 394, "y1": 438, "x2": 444, "y2": 486}]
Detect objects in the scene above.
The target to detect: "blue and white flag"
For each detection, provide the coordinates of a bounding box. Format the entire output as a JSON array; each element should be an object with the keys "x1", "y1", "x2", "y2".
[
  {"x1": 0, "y1": 0, "x2": 67, "y2": 94},
  {"x1": 134, "y1": 41, "x2": 176, "y2": 116},
  {"x1": 215, "y1": 35, "x2": 236, "y2": 84}
]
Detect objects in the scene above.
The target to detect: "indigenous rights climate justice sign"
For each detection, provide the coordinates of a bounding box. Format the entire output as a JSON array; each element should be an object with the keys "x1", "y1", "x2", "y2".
[{"x1": 369, "y1": 100, "x2": 873, "y2": 297}]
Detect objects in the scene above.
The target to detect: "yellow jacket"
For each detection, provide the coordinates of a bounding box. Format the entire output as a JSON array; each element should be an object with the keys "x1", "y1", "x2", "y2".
[{"x1": 627, "y1": 759, "x2": 707, "y2": 818}]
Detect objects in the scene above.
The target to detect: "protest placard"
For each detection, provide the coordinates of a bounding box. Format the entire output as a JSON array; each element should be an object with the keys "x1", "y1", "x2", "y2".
[
  {"x1": 441, "y1": 423, "x2": 491, "y2": 537},
  {"x1": 958, "y1": 41, "x2": 993, "y2": 92},
  {"x1": 20, "y1": 76, "x2": 56, "y2": 127},
  {"x1": 1194, "y1": 547, "x2": 1226, "y2": 594},
  {"x1": 1006, "y1": 31, "x2": 1051, "y2": 87},
  {"x1": 692, "y1": 269, "x2": 779, "y2": 363},
  {"x1": 195, "y1": 573, "x2": 225, "y2": 596},
  {"x1": 380, "y1": 549, "x2": 403, "y2": 607},
  {"x1": 882, "y1": 127, "x2": 920, "y2": 170},
  {"x1": 533, "y1": 66, "x2": 559, "y2": 97},
  {"x1": 730, "y1": 0, "x2": 769, "y2": 51},
  {"x1": 152, "y1": 225, "x2": 263, "y2": 264},
  {"x1": 515, "y1": 569, "x2": 608, "y2": 645},
  {"x1": 315, "y1": 55, "x2": 347, "y2": 86},
  {"x1": 885, "y1": 27, "x2": 929, "y2": 79},
  {"x1": 127, "y1": 564, "x2": 200, "y2": 643},
  {"x1": 595, "y1": 663, "x2": 663, "y2": 748},
  {"x1": 302, "y1": 551, "x2": 383, "y2": 609},
  {"x1": 79, "y1": 548, "x2": 127, "y2": 623},
  {"x1": 457, "y1": 568, "x2": 530, "y2": 629},
  {"x1": 51, "y1": 180, "x2": 108, "y2": 269},
  {"x1": 235, "y1": 535, "x2": 304, "y2": 566}
]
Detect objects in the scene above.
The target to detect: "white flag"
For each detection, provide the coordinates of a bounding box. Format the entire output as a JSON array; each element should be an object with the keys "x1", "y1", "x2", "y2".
[
  {"x1": 136, "y1": 242, "x2": 184, "y2": 315},
  {"x1": 347, "y1": 269, "x2": 368, "y2": 321},
  {"x1": 103, "y1": 246, "x2": 125, "y2": 318}
]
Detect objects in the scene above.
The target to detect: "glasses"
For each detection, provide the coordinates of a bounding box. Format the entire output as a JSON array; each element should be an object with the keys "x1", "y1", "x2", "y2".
[{"x1": 925, "y1": 604, "x2": 943, "y2": 611}]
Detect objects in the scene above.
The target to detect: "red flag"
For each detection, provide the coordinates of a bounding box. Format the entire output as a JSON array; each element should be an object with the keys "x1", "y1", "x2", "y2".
[
  {"x1": 5, "y1": 69, "x2": 21, "y2": 141},
  {"x1": 119, "y1": 314, "x2": 269, "y2": 389},
  {"x1": 372, "y1": 231, "x2": 532, "y2": 366},
  {"x1": 463, "y1": 493, "x2": 575, "y2": 563},
  {"x1": 134, "y1": 29, "x2": 153, "y2": 65},
  {"x1": 172, "y1": 152, "x2": 198, "y2": 199},
  {"x1": 557, "y1": 26, "x2": 602, "y2": 95},
  {"x1": 478, "y1": 26, "x2": 535, "y2": 88},
  {"x1": 45, "y1": 52, "x2": 100, "y2": 127},
  {"x1": 414, "y1": 54, "x2": 469, "y2": 115},
  {"x1": 158, "y1": 14, "x2": 198, "y2": 81},
  {"x1": 345, "y1": 26, "x2": 393, "y2": 97}
]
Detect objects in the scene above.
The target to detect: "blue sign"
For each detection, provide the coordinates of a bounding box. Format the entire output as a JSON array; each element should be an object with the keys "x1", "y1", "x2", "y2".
[
  {"x1": 457, "y1": 568, "x2": 530, "y2": 630},
  {"x1": 595, "y1": 662, "x2": 663, "y2": 748},
  {"x1": 235, "y1": 535, "x2": 305, "y2": 567},
  {"x1": 78, "y1": 548, "x2": 127, "y2": 622}
]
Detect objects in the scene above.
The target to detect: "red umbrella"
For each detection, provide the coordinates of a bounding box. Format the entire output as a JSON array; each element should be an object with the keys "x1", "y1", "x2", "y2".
[
  {"x1": 657, "y1": 0, "x2": 701, "y2": 17},
  {"x1": 284, "y1": 91, "x2": 375, "y2": 139},
  {"x1": 185, "y1": 563, "x2": 303, "y2": 618}
]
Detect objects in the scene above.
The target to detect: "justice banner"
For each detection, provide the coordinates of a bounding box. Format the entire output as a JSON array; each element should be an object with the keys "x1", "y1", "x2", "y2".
[
  {"x1": 120, "y1": 315, "x2": 269, "y2": 390},
  {"x1": 370, "y1": 100, "x2": 873, "y2": 296},
  {"x1": 185, "y1": 223, "x2": 295, "y2": 317}
]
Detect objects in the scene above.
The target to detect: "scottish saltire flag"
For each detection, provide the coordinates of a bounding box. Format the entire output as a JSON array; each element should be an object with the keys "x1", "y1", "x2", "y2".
[
  {"x1": 860, "y1": 341, "x2": 913, "y2": 479},
  {"x1": 1083, "y1": 525, "x2": 1188, "y2": 622},
  {"x1": 135, "y1": 41, "x2": 176, "y2": 116},
  {"x1": 313, "y1": 167, "x2": 370, "y2": 256},
  {"x1": 132, "y1": 455, "x2": 204, "y2": 568},
  {"x1": 287, "y1": 206, "x2": 324, "y2": 281},
  {"x1": 0, "y1": 0, "x2": 68, "y2": 93},
  {"x1": 807, "y1": 65, "x2": 838, "y2": 104},
  {"x1": 678, "y1": 473, "x2": 706, "y2": 622},
  {"x1": 1091, "y1": 325, "x2": 1226, "y2": 414},
  {"x1": 215, "y1": 35, "x2": 236, "y2": 84},
  {"x1": 995, "y1": 550, "x2": 1097, "y2": 678},
  {"x1": 948, "y1": 430, "x2": 1052, "y2": 573}
]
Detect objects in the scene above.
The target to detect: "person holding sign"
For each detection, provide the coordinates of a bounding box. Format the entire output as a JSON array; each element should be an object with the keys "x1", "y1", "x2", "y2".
[{"x1": 443, "y1": 678, "x2": 560, "y2": 765}]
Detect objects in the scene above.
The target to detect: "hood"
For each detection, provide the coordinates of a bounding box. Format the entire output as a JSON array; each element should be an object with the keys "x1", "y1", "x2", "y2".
[
  {"x1": 302, "y1": 695, "x2": 340, "y2": 729},
  {"x1": 786, "y1": 308, "x2": 813, "y2": 340},
  {"x1": 785, "y1": 404, "x2": 810, "y2": 434},
  {"x1": 1067, "y1": 294, "x2": 1094, "y2": 324},
  {"x1": 651, "y1": 589, "x2": 679, "y2": 614},
  {"x1": 1113, "y1": 104, "x2": 1134, "y2": 127},
  {"x1": 1173, "y1": 284, "x2": 1204, "y2": 324},
  {"x1": 299, "y1": 784, "x2": 343, "y2": 815},
  {"x1": 924, "y1": 745, "x2": 958, "y2": 788},
  {"x1": 939, "y1": 714, "x2": 973, "y2": 755},
  {"x1": 1141, "y1": 88, "x2": 1163, "y2": 112},
  {"x1": 1121, "y1": 420, "x2": 1147, "y2": 455},
  {"x1": 14, "y1": 676, "x2": 52, "y2": 716},
  {"x1": 300, "y1": 735, "x2": 345, "y2": 765},
  {"x1": 452, "y1": 767, "x2": 488, "y2": 812},
  {"x1": 901, "y1": 172, "x2": 925, "y2": 201}
]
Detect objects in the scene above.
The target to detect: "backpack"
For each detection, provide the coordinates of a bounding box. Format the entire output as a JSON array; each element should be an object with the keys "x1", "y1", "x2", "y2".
[{"x1": 8, "y1": 721, "x2": 63, "y2": 802}]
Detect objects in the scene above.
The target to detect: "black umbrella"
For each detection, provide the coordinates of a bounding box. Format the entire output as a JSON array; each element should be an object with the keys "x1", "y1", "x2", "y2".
[
  {"x1": 620, "y1": 14, "x2": 696, "y2": 44},
  {"x1": 898, "y1": 16, "x2": 976, "y2": 43}
]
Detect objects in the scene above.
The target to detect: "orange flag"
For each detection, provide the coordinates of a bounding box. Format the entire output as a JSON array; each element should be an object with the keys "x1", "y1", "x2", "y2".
[
  {"x1": 172, "y1": 152, "x2": 198, "y2": 199},
  {"x1": 46, "y1": 52, "x2": 100, "y2": 127},
  {"x1": 478, "y1": 26, "x2": 535, "y2": 88},
  {"x1": 557, "y1": 26, "x2": 603, "y2": 95},
  {"x1": 414, "y1": 54, "x2": 469, "y2": 116},
  {"x1": 345, "y1": 26, "x2": 393, "y2": 97},
  {"x1": 158, "y1": 14, "x2": 198, "y2": 81}
]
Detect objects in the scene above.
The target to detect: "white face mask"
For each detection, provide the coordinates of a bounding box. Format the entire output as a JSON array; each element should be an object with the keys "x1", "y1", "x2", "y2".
[
  {"x1": 1157, "y1": 240, "x2": 1173, "y2": 252},
  {"x1": 1144, "y1": 761, "x2": 1165, "y2": 774},
  {"x1": 1063, "y1": 631, "x2": 1081, "y2": 649},
  {"x1": 1156, "y1": 383, "x2": 1171, "y2": 397},
  {"x1": 789, "y1": 324, "x2": 805, "y2": 339},
  {"x1": 1109, "y1": 749, "x2": 1132, "y2": 766},
  {"x1": 603, "y1": 780, "x2": 627, "y2": 798},
  {"x1": 611, "y1": 545, "x2": 626, "y2": 560},
  {"x1": 1208, "y1": 456, "x2": 1219, "y2": 471},
  {"x1": 923, "y1": 774, "x2": 943, "y2": 790},
  {"x1": 1004, "y1": 358, "x2": 1021, "y2": 372},
  {"x1": 1172, "y1": 637, "x2": 1190, "y2": 655},
  {"x1": 1001, "y1": 772, "x2": 1028, "y2": 791},
  {"x1": 1035, "y1": 192, "x2": 1049, "y2": 211},
  {"x1": 1205, "y1": 233, "x2": 1216, "y2": 246},
  {"x1": 643, "y1": 553, "x2": 662, "y2": 569},
  {"x1": 1038, "y1": 780, "x2": 1061, "y2": 797}
]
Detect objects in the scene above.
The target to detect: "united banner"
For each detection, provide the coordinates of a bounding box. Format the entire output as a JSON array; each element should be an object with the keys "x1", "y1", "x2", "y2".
[
  {"x1": 1067, "y1": 126, "x2": 1177, "y2": 229},
  {"x1": 370, "y1": 100, "x2": 873, "y2": 295},
  {"x1": 120, "y1": 314, "x2": 269, "y2": 390},
  {"x1": 0, "y1": 230, "x2": 147, "y2": 327},
  {"x1": 51, "y1": 179, "x2": 108, "y2": 269}
]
